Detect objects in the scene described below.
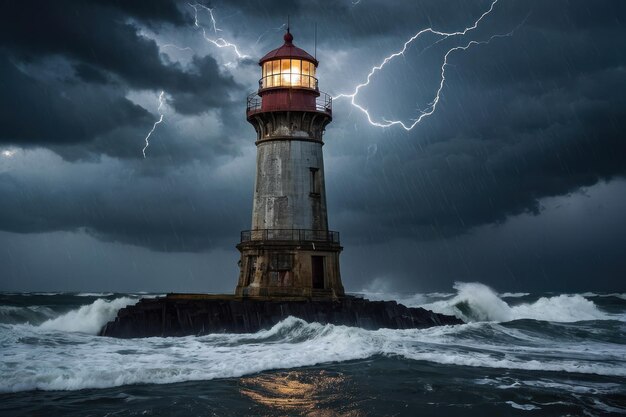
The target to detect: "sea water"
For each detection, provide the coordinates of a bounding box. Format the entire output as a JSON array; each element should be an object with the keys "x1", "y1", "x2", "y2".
[{"x1": 1, "y1": 283, "x2": 624, "y2": 416}]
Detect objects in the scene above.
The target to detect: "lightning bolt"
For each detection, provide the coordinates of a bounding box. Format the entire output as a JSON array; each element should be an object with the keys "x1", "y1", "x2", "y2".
[
  {"x1": 142, "y1": 91, "x2": 166, "y2": 158},
  {"x1": 188, "y1": 3, "x2": 248, "y2": 59},
  {"x1": 140, "y1": 5, "x2": 275, "y2": 156},
  {"x1": 333, "y1": 0, "x2": 508, "y2": 130}
]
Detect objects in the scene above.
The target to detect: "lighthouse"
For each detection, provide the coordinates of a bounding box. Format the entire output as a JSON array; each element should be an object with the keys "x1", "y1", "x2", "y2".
[{"x1": 235, "y1": 29, "x2": 344, "y2": 298}]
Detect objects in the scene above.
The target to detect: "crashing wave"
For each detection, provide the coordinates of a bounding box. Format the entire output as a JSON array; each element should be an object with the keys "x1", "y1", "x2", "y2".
[
  {"x1": 38, "y1": 297, "x2": 137, "y2": 334},
  {"x1": 419, "y1": 283, "x2": 617, "y2": 323}
]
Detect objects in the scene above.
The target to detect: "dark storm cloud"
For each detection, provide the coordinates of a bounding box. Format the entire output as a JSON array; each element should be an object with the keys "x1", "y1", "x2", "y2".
[
  {"x1": 0, "y1": 55, "x2": 151, "y2": 145},
  {"x1": 221, "y1": 0, "x2": 500, "y2": 39},
  {"x1": 323, "y1": 0, "x2": 626, "y2": 244},
  {"x1": 0, "y1": 0, "x2": 240, "y2": 148},
  {"x1": 0, "y1": 153, "x2": 251, "y2": 252},
  {"x1": 93, "y1": 0, "x2": 188, "y2": 24},
  {"x1": 335, "y1": 63, "x2": 626, "y2": 243}
]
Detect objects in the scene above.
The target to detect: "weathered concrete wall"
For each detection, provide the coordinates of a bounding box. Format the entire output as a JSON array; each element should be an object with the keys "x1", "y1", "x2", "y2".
[
  {"x1": 241, "y1": 108, "x2": 340, "y2": 298},
  {"x1": 248, "y1": 111, "x2": 329, "y2": 143},
  {"x1": 235, "y1": 241, "x2": 343, "y2": 297},
  {"x1": 252, "y1": 139, "x2": 328, "y2": 231},
  {"x1": 99, "y1": 295, "x2": 464, "y2": 338}
]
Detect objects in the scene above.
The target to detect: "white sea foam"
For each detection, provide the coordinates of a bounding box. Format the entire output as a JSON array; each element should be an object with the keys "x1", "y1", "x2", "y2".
[
  {"x1": 355, "y1": 291, "x2": 429, "y2": 307},
  {"x1": 510, "y1": 294, "x2": 612, "y2": 322},
  {"x1": 426, "y1": 292, "x2": 455, "y2": 298},
  {"x1": 38, "y1": 297, "x2": 136, "y2": 334},
  {"x1": 0, "y1": 287, "x2": 624, "y2": 393},
  {"x1": 590, "y1": 399, "x2": 626, "y2": 414},
  {"x1": 2, "y1": 314, "x2": 625, "y2": 393},
  {"x1": 520, "y1": 380, "x2": 624, "y2": 395},
  {"x1": 0, "y1": 317, "x2": 375, "y2": 392},
  {"x1": 506, "y1": 401, "x2": 541, "y2": 411},
  {"x1": 76, "y1": 292, "x2": 115, "y2": 297},
  {"x1": 354, "y1": 290, "x2": 454, "y2": 308},
  {"x1": 355, "y1": 279, "x2": 454, "y2": 308},
  {"x1": 129, "y1": 293, "x2": 165, "y2": 299},
  {"x1": 581, "y1": 292, "x2": 626, "y2": 301},
  {"x1": 477, "y1": 375, "x2": 626, "y2": 395},
  {"x1": 419, "y1": 282, "x2": 618, "y2": 323},
  {"x1": 500, "y1": 292, "x2": 530, "y2": 298},
  {"x1": 357, "y1": 282, "x2": 624, "y2": 323}
]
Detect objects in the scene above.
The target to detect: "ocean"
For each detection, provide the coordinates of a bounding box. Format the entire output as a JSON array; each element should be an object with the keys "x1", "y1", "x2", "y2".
[{"x1": 1, "y1": 282, "x2": 624, "y2": 416}]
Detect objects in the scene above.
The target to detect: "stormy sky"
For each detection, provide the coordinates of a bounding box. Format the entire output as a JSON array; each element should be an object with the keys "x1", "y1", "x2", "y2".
[{"x1": 1, "y1": 0, "x2": 625, "y2": 293}]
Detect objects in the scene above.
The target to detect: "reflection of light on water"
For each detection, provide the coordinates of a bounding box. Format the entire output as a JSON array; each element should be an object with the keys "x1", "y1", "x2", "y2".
[{"x1": 239, "y1": 370, "x2": 363, "y2": 416}]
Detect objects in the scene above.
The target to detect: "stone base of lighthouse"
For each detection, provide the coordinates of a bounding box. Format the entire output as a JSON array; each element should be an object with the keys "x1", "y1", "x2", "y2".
[{"x1": 235, "y1": 237, "x2": 344, "y2": 298}]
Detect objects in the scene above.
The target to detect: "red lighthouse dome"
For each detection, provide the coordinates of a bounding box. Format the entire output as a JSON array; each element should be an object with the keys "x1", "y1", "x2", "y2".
[
  {"x1": 247, "y1": 30, "x2": 331, "y2": 118},
  {"x1": 259, "y1": 30, "x2": 318, "y2": 70}
]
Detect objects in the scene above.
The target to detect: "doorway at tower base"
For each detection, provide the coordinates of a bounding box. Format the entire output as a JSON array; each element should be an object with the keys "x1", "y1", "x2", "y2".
[{"x1": 235, "y1": 240, "x2": 344, "y2": 298}]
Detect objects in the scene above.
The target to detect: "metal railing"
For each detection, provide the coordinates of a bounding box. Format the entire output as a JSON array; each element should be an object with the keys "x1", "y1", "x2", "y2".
[
  {"x1": 247, "y1": 94, "x2": 261, "y2": 113},
  {"x1": 241, "y1": 229, "x2": 340, "y2": 244},
  {"x1": 316, "y1": 92, "x2": 332, "y2": 113},
  {"x1": 246, "y1": 91, "x2": 332, "y2": 115}
]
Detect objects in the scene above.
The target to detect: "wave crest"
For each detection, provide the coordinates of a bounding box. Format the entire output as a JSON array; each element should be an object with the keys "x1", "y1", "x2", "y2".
[
  {"x1": 2, "y1": 314, "x2": 624, "y2": 393},
  {"x1": 38, "y1": 297, "x2": 136, "y2": 334},
  {"x1": 0, "y1": 305, "x2": 57, "y2": 325},
  {"x1": 421, "y1": 282, "x2": 615, "y2": 323}
]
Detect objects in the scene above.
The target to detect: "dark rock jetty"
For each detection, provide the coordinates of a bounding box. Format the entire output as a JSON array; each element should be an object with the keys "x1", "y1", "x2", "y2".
[{"x1": 99, "y1": 294, "x2": 463, "y2": 338}]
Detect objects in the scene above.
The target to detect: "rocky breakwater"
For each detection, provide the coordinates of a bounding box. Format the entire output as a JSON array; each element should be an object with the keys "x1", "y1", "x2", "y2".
[{"x1": 99, "y1": 294, "x2": 463, "y2": 338}]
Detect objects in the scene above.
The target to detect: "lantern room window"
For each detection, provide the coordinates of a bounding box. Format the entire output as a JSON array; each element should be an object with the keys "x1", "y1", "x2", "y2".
[{"x1": 260, "y1": 59, "x2": 317, "y2": 90}]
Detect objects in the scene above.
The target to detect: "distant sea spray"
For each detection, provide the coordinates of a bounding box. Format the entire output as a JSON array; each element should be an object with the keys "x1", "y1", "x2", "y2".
[{"x1": 359, "y1": 282, "x2": 623, "y2": 323}]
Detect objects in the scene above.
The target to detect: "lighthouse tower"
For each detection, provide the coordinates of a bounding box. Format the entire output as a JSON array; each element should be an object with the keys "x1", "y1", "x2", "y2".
[{"x1": 235, "y1": 29, "x2": 344, "y2": 298}]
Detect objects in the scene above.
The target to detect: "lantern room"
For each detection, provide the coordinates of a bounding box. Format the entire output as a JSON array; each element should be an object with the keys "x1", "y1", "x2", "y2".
[
  {"x1": 260, "y1": 56, "x2": 317, "y2": 90},
  {"x1": 258, "y1": 31, "x2": 318, "y2": 91},
  {"x1": 247, "y1": 30, "x2": 331, "y2": 118}
]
